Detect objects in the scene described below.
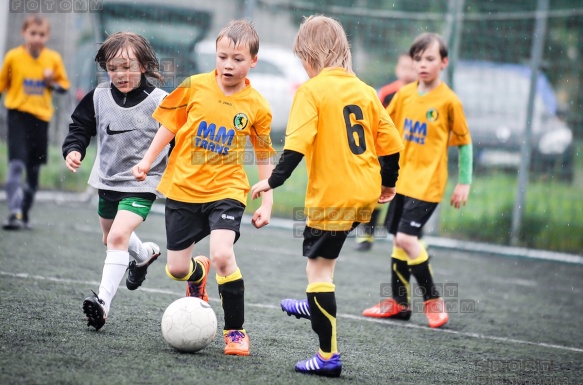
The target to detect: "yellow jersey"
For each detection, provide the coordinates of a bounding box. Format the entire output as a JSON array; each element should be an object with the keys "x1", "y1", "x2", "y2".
[
  {"x1": 387, "y1": 81, "x2": 471, "y2": 202},
  {"x1": 285, "y1": 68, "x2": 403, "y2": 231},
  {"x1": 0, "y1": 46, "x2": 70, "y2": 122},
  {"x1": 152, "y1": 71, "x2": 276, "y2": 205}
]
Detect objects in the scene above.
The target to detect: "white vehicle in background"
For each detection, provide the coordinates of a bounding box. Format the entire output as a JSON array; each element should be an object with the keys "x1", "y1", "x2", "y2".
[
  {"x1": 451, "y1": 61, "x2": 574, "y2": 182},
  {"x1": 193, "y1": 40, "x2": 309, "y2": 139}
]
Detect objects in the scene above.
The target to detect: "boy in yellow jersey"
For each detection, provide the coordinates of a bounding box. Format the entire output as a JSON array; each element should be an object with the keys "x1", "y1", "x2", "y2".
[
  {"x1": 251, "y1": 15, "x2": 403, "y2": 377},
  {"x1": 362, "y1": 33, "x2": 473, "y2": 328},
  {"x1": 0, "y1": 16, "x2": 69, "y2": 230},
  {"x1": 355, "y1": 52, "x2": 416, "y2": 251},
  {"x1": 133, "y1": 20, "x2": 275, "y2": 356}
]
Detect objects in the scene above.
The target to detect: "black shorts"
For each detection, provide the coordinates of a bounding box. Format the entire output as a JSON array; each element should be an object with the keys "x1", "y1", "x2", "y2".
[
  {"x1": 7, "y1": 109, "x2": 49, "y2": 166},
  {"x1": 302, "y1": 223, "x2": 359, "y2": 260},
  {"x1": 384, "y1": 193, "x2": 437, "y2": 237},
  {"x1": 165, "y1": 198, "x2": 246, "y2": 251}
]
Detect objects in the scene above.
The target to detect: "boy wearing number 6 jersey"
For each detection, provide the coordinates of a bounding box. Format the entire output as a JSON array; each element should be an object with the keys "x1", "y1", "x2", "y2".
[{"x1": 250, "y1": 15, "x2": 403, "y2": 377}]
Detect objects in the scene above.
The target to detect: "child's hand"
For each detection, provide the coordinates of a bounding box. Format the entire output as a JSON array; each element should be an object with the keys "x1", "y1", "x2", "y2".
[
  {"x1": 378, "y1": 186, "x2": 397, "y2": 203},
  {"x1": 43, "y1": 69, "x2": 54, "y2": 85},
  {"x1": 251, "y1": 204, "x2": 271, "y2": 229},
  {"x1": 65, "y1": 151, "x2": 82, "y2": 173},
  {"x1": 132, "y1": 161, "x2": 150, "y2": 181},
  {"x1": 450, "y1": 184, "x2": 470, "y2": 209},
  {"x1": 250, "y1": 179, "x2": 271, "y2": 200}
]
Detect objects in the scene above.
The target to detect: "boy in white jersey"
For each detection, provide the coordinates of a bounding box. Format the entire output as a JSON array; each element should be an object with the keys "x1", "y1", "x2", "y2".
[{"x1": 62, "y1": 32, "x2": 168, "y2": 331}]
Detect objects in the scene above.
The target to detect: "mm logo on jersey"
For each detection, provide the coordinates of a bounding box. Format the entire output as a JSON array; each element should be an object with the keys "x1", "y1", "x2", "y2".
[
  {"x1": 404, "y1": 118, "x2": 427, "y2": 145},
  {"x1": 193, "y1": 121, "x2": 235, "y2": 155},
  {"x1": 23, "y1": 78, "x2": 46, "y2": 95},
  {"x1": 233, "y1": 113, "x2": 249, "y2": 130},
  {"x1": 426, "y1": 108, "x2": 438, "y2": 122}
]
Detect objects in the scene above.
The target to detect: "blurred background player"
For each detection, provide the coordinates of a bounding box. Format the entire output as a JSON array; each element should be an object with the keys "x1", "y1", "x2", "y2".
[
  {"x1": 63, "y1": 32, "x2": 168, "y2": 331},
  {"x1": 251, "y1": 15, "x2": 403, "y2": 377},
  {"x1": 362, "y1": 32, "x2": 472, "y2": 328},
  {"x1": 378, "y1": 53, "x2": 417, "y2": 108},
  {"x1": 0, "y1": 15, "x2": 69, "y2": 230},
  {"x1": 354, "y1": 52, "x2": 415, "y2": 251}
]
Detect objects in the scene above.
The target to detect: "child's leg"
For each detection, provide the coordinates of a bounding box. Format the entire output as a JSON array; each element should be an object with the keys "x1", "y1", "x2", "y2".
[
  {"x1": 21, "y1": 163, "x2": 40, "y2": 224},
  {"x1": 395, "y1": 232, "x2": 438, "y2": 301},
  {"x1": 97, "y1": 211, "x2": 143, "y2": 313},
  {"x1": 306, "y1": 257, "x2": 337, "y2": 358},
  {"x1": 5, "y1": 160, "x2": 25, "y2": 217},
  {"x1": 395, "y1": 231, "x2": 448, "y2": 328},
  {"x1": 210, "y1": 229, "x2": 243, "y2": 330}
]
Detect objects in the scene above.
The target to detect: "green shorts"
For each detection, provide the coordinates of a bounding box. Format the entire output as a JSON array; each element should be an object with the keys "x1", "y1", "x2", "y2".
[{"x1": 98, "y1": 197, "x2": 154, "y2": 220}]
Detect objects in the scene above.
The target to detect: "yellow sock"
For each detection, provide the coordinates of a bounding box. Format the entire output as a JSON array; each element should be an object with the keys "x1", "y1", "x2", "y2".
[{"x1": 392, "y1": 246, "x2": 408, "y2": 261}]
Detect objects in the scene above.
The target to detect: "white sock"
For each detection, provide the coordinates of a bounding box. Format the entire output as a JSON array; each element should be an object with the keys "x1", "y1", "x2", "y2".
[
  {"x1": 98, "y1": 250, "x2": 130, "y2": 315},
  {"x1": 128, "y1": 232, "x2": 147, "y2": 264}
]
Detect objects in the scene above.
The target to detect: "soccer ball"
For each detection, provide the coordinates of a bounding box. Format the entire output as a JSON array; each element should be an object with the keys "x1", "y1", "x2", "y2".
[{"x1": 161, "y1": 297, "x2": 217, "y2": 353}]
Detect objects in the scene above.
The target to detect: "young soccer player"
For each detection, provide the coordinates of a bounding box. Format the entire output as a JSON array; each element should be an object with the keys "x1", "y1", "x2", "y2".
[
  {"x1": 62, "y1": 32, "x2": 168, "y2": 331},
  {"x1": 362, "y1": 32, "x2": 473, "y2": 328},
  {"x1": 0, "y1": 15, "x2": 70, "y2": 230},
  {"x1": 250, "y1": 15, "x2": 403, "y2": 377},
  {"x1": 355, "y1": 52, "x2": 416, "y2": 251},
  {"x1": 378, "y1": 52, "x2": 417, "y2": 108},
  {"x1": 132, "y1": 20, "x2": 275, "y2": 356}
]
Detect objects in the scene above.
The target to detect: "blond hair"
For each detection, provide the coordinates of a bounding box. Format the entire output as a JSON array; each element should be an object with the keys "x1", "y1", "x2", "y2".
[
  {"x1": 293, "y1": 15, "x2": 352, "y2": 74},
  {"x1": 22, "y1": 15, "x2": 49, "y2": 32},
  {"x1": 216, "y1": 20, "x2": 259, "y2": 57},
  {"x1": 95, "y1": 32, "x2": 163, "y2": 83}
]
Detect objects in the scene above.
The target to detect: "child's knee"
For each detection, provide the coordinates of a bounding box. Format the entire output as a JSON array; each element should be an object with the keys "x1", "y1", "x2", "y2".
[
  {"x1": 210, "y1": 249, "x2": 234, "y2": 272},
  {"x1": 165, "y1": 263, "x2": 190, "y2": 281}
]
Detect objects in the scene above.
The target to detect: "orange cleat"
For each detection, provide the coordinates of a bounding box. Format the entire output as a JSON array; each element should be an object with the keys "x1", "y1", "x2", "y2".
[
  {"x1": 224, "y1": 330, "x2": 250, "y2": 356},
  {"x1": 362, "y1": 298, "x2": 411, "y2": 320},
  {"x1": 424, "y1": 297, "x2": 449, "y2": 328},
  {"x1": 186, "y1": 255, "x2": 210, "y2": 303}
]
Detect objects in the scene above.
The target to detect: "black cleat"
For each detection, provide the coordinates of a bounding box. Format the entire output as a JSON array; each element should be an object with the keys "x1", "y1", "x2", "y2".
[
  {"x1": 355, "y1": 240, "x2": 373, "y2": 252},
  {"x1": 2, "y1": 214, "x2": 23, "y2": 230},
  {"x1": 126, "y1": 242, "x2": 161, "y2": 290},
  {"x1": 83, "y1": 290, "x2": 107, "y2": 331}
]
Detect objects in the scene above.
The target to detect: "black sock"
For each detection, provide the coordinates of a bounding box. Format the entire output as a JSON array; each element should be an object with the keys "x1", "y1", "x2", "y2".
[
  {"x1": 187, "y1": 258, "x2": 205, "y2": 282},
  {"x1": 410, "y1": 260, "x2": 440, "y2": 301},
  {"x1": 219, "y1": 279, "x2": 245, "y2": 330},
  {"x1": 392, "y1": 257, "x2": 411, "y2": 306},
  {"x1": 307, "y1": 286, "x2": 337, "y2": 354}
]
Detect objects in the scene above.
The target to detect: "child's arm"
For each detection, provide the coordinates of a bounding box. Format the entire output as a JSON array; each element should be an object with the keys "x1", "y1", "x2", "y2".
[
  {"x1": 133, "y1": 125, "x2": 175, "y2": 181},
  {"x1": 250, "y1": 162, "x2": 275, "y2": 229},
  {"x1": 62, "y1": 91, "x2": 97, "y2": 173},
  {"x1": 378, "y1": 153, "x2": 400, "y2": 203},
  {"x1": 450, "y1": 144, "x2": 473, "y2": 209},
  {"x1": 250, "y1": 149, "x2": 304, "y2": 199}
]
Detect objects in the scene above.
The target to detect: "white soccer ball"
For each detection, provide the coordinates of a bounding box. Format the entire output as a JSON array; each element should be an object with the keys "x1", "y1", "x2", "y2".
[{"x1": 161, "y1": 297, "x2": 217, "y2": 353}]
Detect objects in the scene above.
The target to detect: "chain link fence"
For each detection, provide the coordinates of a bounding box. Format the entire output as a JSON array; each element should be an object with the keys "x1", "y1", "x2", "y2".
[{"x1": 1, "y1": 0, "x2": 581, "y2": 254}]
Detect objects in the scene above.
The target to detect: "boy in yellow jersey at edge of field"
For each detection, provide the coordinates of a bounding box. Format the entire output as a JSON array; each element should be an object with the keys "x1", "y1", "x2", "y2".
[
  {"x1": 133, "y1": 20, "x2": 275, "y2": 357},
  {"x1": 0, "y1": 15, "x2": 70, "y2": 230},
  {"x1": 362, "y1": 32, "x2": 473, "y2": 328},
  {"x1": 251, "y1": 15, "x2": 404, "y2": 377}
]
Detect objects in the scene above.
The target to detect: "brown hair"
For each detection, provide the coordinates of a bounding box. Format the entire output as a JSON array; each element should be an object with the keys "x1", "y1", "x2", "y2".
[
  {"x1": 22, "y1": 15, "x2": 50, "y2": 32},
  {"x1": 95, "y1": 32, "x2": 163, "y2": 82},
  {"x1": 293, "y1": 15, "x2": 352, "y2": 74},
  {"x1": 409, "y1": 33, "x2": 448, "y2": 60},
  {"x1": 215, "y1": 20, "x2": 259, "y2": 57}
]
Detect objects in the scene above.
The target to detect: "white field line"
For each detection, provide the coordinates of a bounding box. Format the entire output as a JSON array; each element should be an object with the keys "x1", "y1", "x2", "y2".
[{"x1": 2, "y1": 270, "x2": 583, "y2": 354}]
